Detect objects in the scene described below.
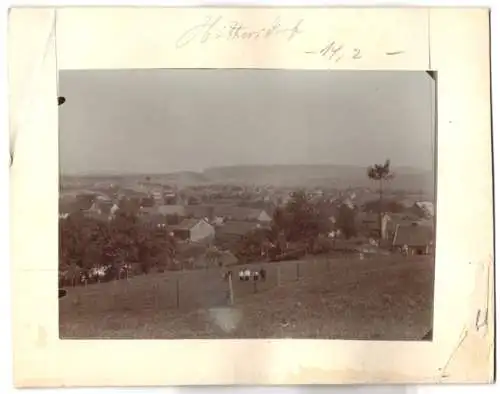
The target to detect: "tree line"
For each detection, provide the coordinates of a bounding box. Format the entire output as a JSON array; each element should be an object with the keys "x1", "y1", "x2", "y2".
[
  {"x1": 235, "y1": 159, "x2": 398, "y2": 262},
  {"x1": 59, "y1": 211, "x2": 176, "y2": 275}
]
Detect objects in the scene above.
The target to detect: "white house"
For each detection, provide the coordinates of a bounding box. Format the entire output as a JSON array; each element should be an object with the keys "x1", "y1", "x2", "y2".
[
  {"x1": 415, "y1": 201, "x2": 435, "y2": 217},
  {"x1": 171, "y1": 218, "x2": 215, "y2": 243}
]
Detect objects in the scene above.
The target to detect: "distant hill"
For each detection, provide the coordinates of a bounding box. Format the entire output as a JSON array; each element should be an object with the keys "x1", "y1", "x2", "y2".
[
  {"x1": 202, "y1": 165, "x2": 434, "y2": 193},
  {"x1": 159, "y1": 171, "x2": 209, "y2": 186},
  {"x1": 62, "y1": 164, "x2": 434, "y2": 194}
]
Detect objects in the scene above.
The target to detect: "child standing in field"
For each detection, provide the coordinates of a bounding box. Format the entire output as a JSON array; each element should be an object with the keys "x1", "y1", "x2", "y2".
[{"x1": 402, "y1": 244, "x2": 409, "y2": 256}]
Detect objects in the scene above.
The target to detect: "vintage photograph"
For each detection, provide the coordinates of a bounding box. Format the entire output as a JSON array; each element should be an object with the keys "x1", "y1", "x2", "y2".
[{"x1": 58, "y1": 69, "x2": 436, "y2": 340}]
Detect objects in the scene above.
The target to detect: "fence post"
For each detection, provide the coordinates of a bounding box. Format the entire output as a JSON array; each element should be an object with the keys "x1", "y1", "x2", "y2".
[
  {"x1": 228, "y1": 271, "x2": 234, "y2": 305},
  {"x1": 296, "y1": 262, "x2": 300, "y2": 280},
  {"x1": 176, "y1": 277, "x2": 180, "y2": 308},
  {"x1": 154, "y1": 282, "x2": 159, "y2": 309}
]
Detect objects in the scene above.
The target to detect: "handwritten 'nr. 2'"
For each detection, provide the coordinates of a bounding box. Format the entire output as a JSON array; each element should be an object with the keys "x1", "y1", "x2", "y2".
[
  {"x1": 305, "y1": 40, "x2": 362, "y2": 62},
  {"x1": 176, "y1": 15, "x2": 305, "y2": 48},
  {"x1": 305, "y1": 41, "x2": 405, "y2": 62}
]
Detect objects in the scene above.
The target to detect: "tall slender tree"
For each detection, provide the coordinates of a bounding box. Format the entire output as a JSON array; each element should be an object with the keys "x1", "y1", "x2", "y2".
[{"x1": 367, "y1": 159, "x2": 395, "y2": 241}]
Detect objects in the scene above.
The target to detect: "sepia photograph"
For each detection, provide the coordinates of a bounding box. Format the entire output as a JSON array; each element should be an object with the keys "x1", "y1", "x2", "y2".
[
  {"x1": 58, "y1": 69, "x2": 437, "y2": 341},
  {"x1": 9, "y1": 6, "x2": 493, "y2": 386}
]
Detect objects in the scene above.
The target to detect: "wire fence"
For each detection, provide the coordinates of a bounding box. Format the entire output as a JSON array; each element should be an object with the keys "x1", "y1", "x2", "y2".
[
  {"x1": 179, "y1": 254, "x2": 414, "y2": 310},
  {"x1": 63, "y1": 254, "x2": 426, "y2": 316}
]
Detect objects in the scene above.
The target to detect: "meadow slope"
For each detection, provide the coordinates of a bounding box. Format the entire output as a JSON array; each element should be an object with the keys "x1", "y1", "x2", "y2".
[{"x1": 60, "y1": 255, "x2": 434, "y2": 340}]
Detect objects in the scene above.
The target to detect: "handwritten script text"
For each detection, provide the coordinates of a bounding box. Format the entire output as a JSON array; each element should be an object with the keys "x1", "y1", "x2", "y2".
[
  {"x1": 176, "y1": 15, "x2": 304, "y2": 48},
  {"x1": 175, "y1": 16, "x2": 405, "y2": 63}
]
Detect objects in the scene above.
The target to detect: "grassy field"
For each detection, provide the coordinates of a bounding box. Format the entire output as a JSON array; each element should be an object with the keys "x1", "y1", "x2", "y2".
[{"x1": 59, "y1": 255, "x2": 434, "y2": 340}]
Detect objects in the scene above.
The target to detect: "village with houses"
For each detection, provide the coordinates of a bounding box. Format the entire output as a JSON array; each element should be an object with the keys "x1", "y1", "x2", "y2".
[{"x1": 58, "y1": 166, "x2": 435, "y2": 288}]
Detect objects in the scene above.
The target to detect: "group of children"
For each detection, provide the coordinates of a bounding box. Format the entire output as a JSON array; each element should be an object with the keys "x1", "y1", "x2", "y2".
[{"x1": 222, "y1": 268, "x2": 267, "y2": 282}]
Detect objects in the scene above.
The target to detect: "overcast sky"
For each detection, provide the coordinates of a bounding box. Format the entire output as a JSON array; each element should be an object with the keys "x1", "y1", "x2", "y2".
[{"x1": 59, "y1": 70, "x2": 435, "y2": 175}]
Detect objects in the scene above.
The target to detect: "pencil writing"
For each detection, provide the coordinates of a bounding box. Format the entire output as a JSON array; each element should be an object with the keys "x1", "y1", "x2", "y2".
[
  {"x1": 305, "y1": 40, "x2": 363, "y2": 62},
  {"x1": 176, "y1": 15, "x2": 305, "y2": 48}
]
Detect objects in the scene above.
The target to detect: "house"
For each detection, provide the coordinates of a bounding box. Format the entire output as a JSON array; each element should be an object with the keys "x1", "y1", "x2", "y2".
[
  {"x1": 137, "y1": 205, "x2": 186, "y2": 222},
  {"x1": 87, "y1": 201, "x2": 102, "y2": 214},
  {"x1": 184, "y1": 205, "x2": 215, "y2": 221},
  {"x1": 138, "y1": 206, "x2": 157, "y2": 217},
  {"x1": 95, "y1": 194, "x2": 113, "y2": 203},
  {"x1": 342, "y1": 198, "x2": 355, "y2": 209},
  {"x1": 156, "y1": 204, "x2": 186, "y2": 217},
  {"x1": 139, "y1": 196, "x2": 156, "y2": 208},
  {"x1": 356, "y1": 212, "x2": 391, "y2": 240},
  {"x1": 389, "y1": 213, "x2": 425, "y2": 230},
  {"x1": 386, "y1": 213, "x2": 435, "y2": 243},
  {"x1": 90, "y1": 200, "x2": 117, "y2": 216},
  {"x1": 151, "y1": 190, "x2": 164, "y2": 201},
  {"x1": 214, "y1": 221, "x2": 267, "y2": 248},
  {"x1": 237, "y1": 199, "x2": 277, "y2": 213},
  {"x1": 139, "y1": 214, "x2": 168, "y2": 229},
  {"x1": 392, "y1": 223, "x2": 434, "y2": 255},
  {"x1": 211, "y1": 216, "x2": 225, "y2": 226},
  {"x1": 164, "y1": 192, "x2": 180, "y2": 205},
  {"x1": 59, "y1": 194, "x2": 119, "y2": 222},
  {"x1": 170, "y1": 218, "x2": 215, "y2": 243},
  {"x1": 185, "y1": 205, "x2": 273, "y2": 224},
  {"x1": 212, "y1": 206, "x2": 272, "y2": 223},
  {"x1": 119, "y1": 197, "x2": 142, "y2": 215},
  {"x1": 84, "y1": 200, "x2": 116, "y2": 221},
  {"x1": 415, "y1": 201, "x2": 435, "y2": 218},
  {"x1": 400, "y1": 198, "x2": 417, "y2": 209},
  {"x1": 120, "y1": 188, "x2": 149, "y2": 199},
  {"x1": 59, "y1": 195, "x2": 94, "y2": 217}
]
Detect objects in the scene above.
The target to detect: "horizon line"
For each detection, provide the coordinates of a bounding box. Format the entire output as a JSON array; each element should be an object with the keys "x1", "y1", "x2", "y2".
[{"x1": 60, "y1": 163, "x2": 433, "y2": 178}]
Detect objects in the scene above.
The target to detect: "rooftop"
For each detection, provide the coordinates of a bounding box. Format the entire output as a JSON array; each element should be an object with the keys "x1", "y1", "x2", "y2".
[
  {"x1": 213, "y1": 205, "x2": 268, "y2": 221},
  {"x1": 393, "y1": 224, "x2": 434, "y2": 247},
  {"x1": 216, "y1": 221, "x2": 264, "y2": 236},
  {"x1": 171, "y1": 218, "x2": 205, "y2": 231}
]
